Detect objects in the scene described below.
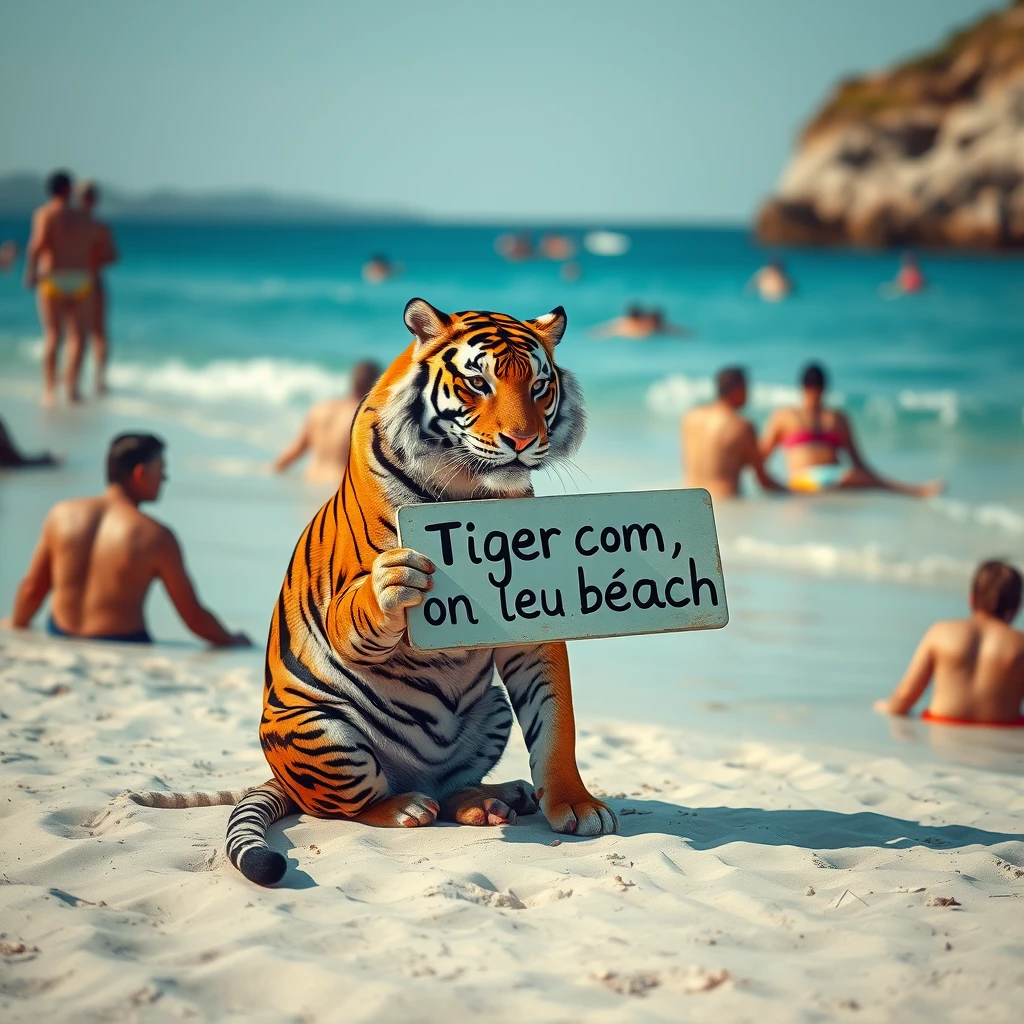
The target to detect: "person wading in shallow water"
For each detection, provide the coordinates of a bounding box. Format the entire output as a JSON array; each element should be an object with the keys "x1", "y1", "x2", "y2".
[
  {"x1": 273, "y1": 361, "x2": 382, "y2": 484},
  {"x1": 77, "y1": 180, "x2": 118, "y2": 396},
  {"x1": 876, "y1": 561, "x2": 1024, "y2": 726},
  {"x1": 6, "y1": 433, "x2": 252, "y2": 646}
]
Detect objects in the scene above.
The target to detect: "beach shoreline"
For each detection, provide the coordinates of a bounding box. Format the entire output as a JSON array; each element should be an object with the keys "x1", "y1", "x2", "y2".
[{"x1": 2, "y1": 630, "x2": 1023, "y2": 1022}]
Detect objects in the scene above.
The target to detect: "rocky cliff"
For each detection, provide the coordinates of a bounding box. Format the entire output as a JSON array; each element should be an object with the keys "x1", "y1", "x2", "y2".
[{"x1": 757, "y1": 2, "x2": 1024, "y2": 248}]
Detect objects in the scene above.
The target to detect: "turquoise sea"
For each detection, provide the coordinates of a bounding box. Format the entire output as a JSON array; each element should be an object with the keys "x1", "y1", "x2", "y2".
[{"x1": 1, "y1": 221, "x2": 1022, "y2": 769}]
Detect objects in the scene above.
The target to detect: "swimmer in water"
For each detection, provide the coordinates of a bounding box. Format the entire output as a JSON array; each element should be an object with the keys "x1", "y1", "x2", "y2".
[
  {"x1": 494, "y1": 232, "x2": 534, "y2": 262},
  {"x1": 362, "y1": 254, "x2": 398, "y2": 285},
  {"x1": 759, "y1": 362, "x2": 944, "y2": 497},
  {"x1": 875, "y1": 561, "x2": 1024, "y2": 726},
  {"x1": 748, "y1": 258, "x2": 793, "y2": 302},
  {"x1": 0, "y1": 240, "x2": 18, "y2": 273},
  {"x1": 882, "y1": 251, "x2": 927, "y2": 298},
  {"x1": 590, "y1": 304, "x2": 690, "y2": 340}
]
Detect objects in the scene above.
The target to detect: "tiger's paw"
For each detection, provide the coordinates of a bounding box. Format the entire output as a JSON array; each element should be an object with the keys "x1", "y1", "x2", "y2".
[
  {"x1": 370, "y1": 548, "x2": 435, "y2": 628},
  {"x1": 542, "y1": 788, "x2": 617, "y2": 837},
  {"x1": 480, "y1": 779, "x2": 539, "y2": 816},
  {"x1": 356, "y1": 792, "x2": 439, "y2": 828},
  {"x1": 441, "y1": 787, "x2": 520, "y2": 826}
]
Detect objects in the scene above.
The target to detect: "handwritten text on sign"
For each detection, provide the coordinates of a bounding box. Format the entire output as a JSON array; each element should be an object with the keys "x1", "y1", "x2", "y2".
[{"x1": 397, "y1": 488, "x2": 728, "y2": 650}]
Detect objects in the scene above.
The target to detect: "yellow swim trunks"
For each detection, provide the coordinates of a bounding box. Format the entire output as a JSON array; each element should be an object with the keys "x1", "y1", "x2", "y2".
[{"x1": 40, "y1": 271, "x2": 92, "y2": 300}]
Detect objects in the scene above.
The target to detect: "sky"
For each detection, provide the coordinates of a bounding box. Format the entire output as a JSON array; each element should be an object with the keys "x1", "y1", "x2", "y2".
[{"x1": 0, "y1": 0, "x2": 1001, "y2": 222}]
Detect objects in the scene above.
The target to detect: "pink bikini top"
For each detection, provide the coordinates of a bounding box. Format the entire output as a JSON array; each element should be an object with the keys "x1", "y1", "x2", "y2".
[{"x1": 781, "y1": 428, "x2": 845, "y2": 450}]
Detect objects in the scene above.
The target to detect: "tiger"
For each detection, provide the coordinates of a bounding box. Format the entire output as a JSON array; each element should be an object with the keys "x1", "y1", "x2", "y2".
[{"x1": 130, "y1": 298, "x2": 617, "y2": 885}]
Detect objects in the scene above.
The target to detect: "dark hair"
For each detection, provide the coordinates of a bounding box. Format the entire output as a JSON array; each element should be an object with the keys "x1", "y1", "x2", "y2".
[
  {"x1": 971, "y1": 560, "x2": 1022, "y2": 621},
  {"x1": 716, "y1": 366, "x2": 747, "y2": 398},
  {"x1": 351, "y1": 361, "x2": 382, "y2": 399},
  {"x1": 106, "y1": 433, "x2": 165, "y2": 485},
  {"x1": 47, "y1": 170, "x2": 72, "y2": 198},
  {"x1": 801, "y1": 362, "x2": 828, "y2": 391}
]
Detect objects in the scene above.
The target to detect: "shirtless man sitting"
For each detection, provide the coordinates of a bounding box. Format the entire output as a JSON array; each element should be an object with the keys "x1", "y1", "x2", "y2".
[
  {"x1": 24, "y1": 170, "x2": 96, "y2": 405},
  {"x1": 8, "y1": 433, "x2": 251, "y2": 647},
  {"x1": 682, "y1": 366, "x2": 787, "y2": 499},
  {"x1": 875, "y1": 561, "x2": 1024, "y2": 725},
  {"x1": 273, "y1": 360, "x2": 381, "y2": 484}
]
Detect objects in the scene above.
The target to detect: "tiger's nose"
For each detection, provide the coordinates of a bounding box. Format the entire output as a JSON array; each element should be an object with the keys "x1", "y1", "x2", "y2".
[{"x1": 499, "y1": 432, "x2": 538, "y2": 453}]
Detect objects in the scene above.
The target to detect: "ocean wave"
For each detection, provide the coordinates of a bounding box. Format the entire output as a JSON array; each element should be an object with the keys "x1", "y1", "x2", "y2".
[
  {"x1": 930, "y1": 498, "x2": 1024, "y2": 535},
  {"x1": 107, "y1": 358, "x2": 352, "y2": 406},
  {"x1": 645, "y1": 374, "x2": 810, "y2": 416},
  {"x1": 723, "y1": 536, "x2": 974, "y2": 585},
  {"x1": 897, "y1": 389, "x2": 959, "y2": 427}
]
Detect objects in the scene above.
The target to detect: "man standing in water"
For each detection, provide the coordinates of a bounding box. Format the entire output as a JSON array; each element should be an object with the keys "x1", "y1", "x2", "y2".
[
  {"x1": 273, "y1": 360, "x2": 381, "y2": 484},
  {"x1": 77, "y1": 180, "x2": 118, "y2": 395},
  {"x1": 24, "y1": 171, "x2": 94, "y2": 405},
  {"x1": 682, "y1": 366, "x2": 787, "y2": 499},
  {"x1": 8, "y1": 433, "x2": 251, "y2": 646}
]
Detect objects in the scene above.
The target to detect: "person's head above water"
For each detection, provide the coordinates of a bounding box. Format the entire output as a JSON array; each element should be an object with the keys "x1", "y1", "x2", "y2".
[
  {"x1": 800, "y1": 362, "x2": 828, "y2": 393},
  {"x1": 351, "y1": 361, "x2": 383, "y2": 401},
  {"x1": 107, "y1": 433, "x2": 166, "y2": 503},
  {"x1": 716, "y1": 366, "x2": 747, "y2": 408},
  {"x1": 971, "y1": 560, "x2": 1022, "y2": 623},
  {"x1": 47, "y1": 170, "x2": 72, "y2": 201},
  {"x1": 76, "y1": 180, "x2": 99, "y2": 211}
]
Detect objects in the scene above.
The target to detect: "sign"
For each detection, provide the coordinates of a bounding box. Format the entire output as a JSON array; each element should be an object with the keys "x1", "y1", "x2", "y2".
[{"x1": 397, "y1": 488, "x2": 728, "y2": 651}]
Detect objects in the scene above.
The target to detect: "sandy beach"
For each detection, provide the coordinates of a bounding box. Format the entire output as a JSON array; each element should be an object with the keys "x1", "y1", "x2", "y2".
[{"x1": 2, "y1": 628, "x2": 1023, "y2": 1023}]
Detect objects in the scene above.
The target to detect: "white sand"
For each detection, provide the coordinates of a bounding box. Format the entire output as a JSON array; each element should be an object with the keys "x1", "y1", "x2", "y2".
[{"x1": 2, "y1": 630, "x2": 1023, "y2": 1023}]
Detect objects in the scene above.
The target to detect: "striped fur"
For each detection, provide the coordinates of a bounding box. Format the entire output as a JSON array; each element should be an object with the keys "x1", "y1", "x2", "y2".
[
  {"x1": 218, "y1": 299, "x2": 618, "y2": 885},
  {"x1": 124, "y1": 788, "x2": 255, "y2": 809}
]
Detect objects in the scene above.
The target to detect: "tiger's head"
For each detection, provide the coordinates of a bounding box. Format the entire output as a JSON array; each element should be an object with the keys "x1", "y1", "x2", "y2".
[{"x1": 382, "y1": 298, "x2": 585, "y2": 497}]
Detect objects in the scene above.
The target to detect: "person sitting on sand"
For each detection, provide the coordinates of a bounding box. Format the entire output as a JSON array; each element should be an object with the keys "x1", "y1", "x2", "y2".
[
  {"x1": 759, "y1": 363, "x2": 943, "y2": 497},
  {"x1": 875, "y1": 561, "x2": 1024, "y2": 726},
  {"x1": 7, "y1": 433, "x2": 251, "y2": 646},
  {"x1": 77, "y1": 180, "x2": 118, "y2": 395},
  {"x1": 273, "y1": 360, "x2": 382, "y2": 484},
  {"x1": 590, "y1": 304, "x2": 690, "y2": 340},
  {"x1": 682, "y1": 366, "x2": 787, "y2": 499},
  {"x1": 24, "y1": 170, "x2": 96, "y2": 405},
  {"x1": 748, "y1": 258, "x2": 793, "y2": 302},
  {"x1": 0, "y1": 416, "x2": 60, "y2": 468}
]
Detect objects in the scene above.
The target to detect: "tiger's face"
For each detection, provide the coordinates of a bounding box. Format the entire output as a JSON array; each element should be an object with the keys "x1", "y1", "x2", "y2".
[{"x1": 389, "y1": 298, "x2": 585, "y2": 494}]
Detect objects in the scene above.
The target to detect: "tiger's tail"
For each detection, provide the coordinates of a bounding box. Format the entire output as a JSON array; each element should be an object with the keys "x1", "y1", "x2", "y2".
[
  {"x1": 225, "y1": 778, "x2": 296, "y2": 886},
  {"x1": 122, "y1": 788, "x2": 256, "y2": 808}
]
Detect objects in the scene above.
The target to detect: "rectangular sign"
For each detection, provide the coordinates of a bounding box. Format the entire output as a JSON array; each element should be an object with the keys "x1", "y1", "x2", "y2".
[{"x1": 397, "y1": 488, "x2": 728, "y2": 651}]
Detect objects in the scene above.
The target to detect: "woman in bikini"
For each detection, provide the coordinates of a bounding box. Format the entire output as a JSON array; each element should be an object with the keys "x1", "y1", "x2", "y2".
[{"x1": 759, "y1": 363, "x2": 943, "y2": 497}]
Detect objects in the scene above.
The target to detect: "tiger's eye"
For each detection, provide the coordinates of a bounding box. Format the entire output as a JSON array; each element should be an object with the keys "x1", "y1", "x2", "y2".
[{"x1": 469, "y1": 376, "x2": 488, "y2": 392}]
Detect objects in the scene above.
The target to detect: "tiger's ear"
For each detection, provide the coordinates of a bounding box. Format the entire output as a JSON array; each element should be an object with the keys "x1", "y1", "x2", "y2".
[
  {"x1": 404, "y1": 298, "x2": 452, "y2": 349},
  {"x1": 526, "y1": 306, "x2": 567, "y2": 347}
]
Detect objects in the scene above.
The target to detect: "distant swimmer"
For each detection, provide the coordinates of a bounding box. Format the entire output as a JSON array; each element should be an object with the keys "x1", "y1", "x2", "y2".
[
  {"x1": 0, "y1": 240, "x2": 18, "y2": 272},
  {"x1": 273, "y1": 360, "x2": 382, "y2": 484},
  {"x1": 24, "y1": 170, "x2": 95, "y2": 405},
  {"x1": 77, "y1": 181, "x2": 118, "y2": 395},
  {"x1": 759, "y1": 362, "x2": 944, "y2": 497},
  {"x1": 539, "y1": 233, "x2": 576, "y2": 261},
  {"x1": 495, "y1": 232, "x2": 534, "y2": 262},
  {"x1": 875, "y1": 561, "x2": 1024, "y2": 726},
  {"x1": 0, "y1": 416, "x2": 60, "y2": 468},
  {"x1": 560, "y1": 260, "x2": 582, "y2": 283},
  {"x1": 682, "y1": 366, "x2": 788, "y2": 500},
  {"x1": 590, "y1": 304, "x2": 690, "y2": 340},
  {"x1": 882, "y1": 251, "x2": 927, "y2": 298},
  {"x1": 362, "y1": 254, "x2": 399, "y2": 285},
  {"x1": 6, "y1": 433, "x2": 252, "y2": 646},
  {"x1": 748, "y1": 258, "x2": 793, "y2": 302}
]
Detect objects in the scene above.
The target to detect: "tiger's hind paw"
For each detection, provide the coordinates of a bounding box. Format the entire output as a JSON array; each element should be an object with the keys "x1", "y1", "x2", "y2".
[
  {"x1": 356, "y1": 792, "x2": 439, "y2": 828},
  {"x1": 441, "y1": 788, "x2": 520, "y2": 826},
  {"x1": 480, "y1": 779, "x2": 539, "y2": 816}
]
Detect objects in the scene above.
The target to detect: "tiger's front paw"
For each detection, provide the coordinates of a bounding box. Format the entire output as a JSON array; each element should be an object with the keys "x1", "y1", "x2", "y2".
[
  {"x1": 370, "y1": 548, "x2": 435, "y2": 629},
  {"x1": 541, "y1": 787, "x2": 617, "y2": 837}
]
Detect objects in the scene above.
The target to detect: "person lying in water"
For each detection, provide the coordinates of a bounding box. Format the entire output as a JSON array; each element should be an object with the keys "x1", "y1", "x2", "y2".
[
  {"x1": 875, "y1": 561, "x2": 1024, "y2": 726},
  {"x1": 590, "y1": 304, "x2": 690, "y2": 340},
  {"x1": 759, "y1": 363, "x2": 943, "y2": 497},
  {"x1": 6, "y1": 432, "x2": 251, "y2": 646},
  {"x1": 682, "y1": 366, "x2": 787, "y2": 499}
]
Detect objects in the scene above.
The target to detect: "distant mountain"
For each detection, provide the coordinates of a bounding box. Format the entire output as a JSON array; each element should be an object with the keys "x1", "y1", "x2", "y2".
[
  {"x1": 758, "y1": 1, "x2": 1024, "y2": 249},
  {"x1": 0, "y1": 174, "x2": 418, "y2": 223}
]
